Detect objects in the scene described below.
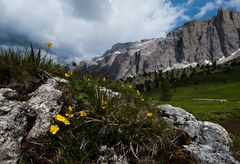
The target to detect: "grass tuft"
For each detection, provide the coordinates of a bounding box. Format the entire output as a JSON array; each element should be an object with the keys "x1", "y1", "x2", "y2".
[{"x1": 0, "y1": 45, "x2": 65, "y2": 94}]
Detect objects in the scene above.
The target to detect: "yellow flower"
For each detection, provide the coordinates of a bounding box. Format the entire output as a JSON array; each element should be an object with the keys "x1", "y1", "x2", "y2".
[
  {"x1": 129, "y1": 85, "x2": 132, "y2": 89},
  {"x1": 47, "y1": 42, "x2": 53, "y2": 48},
  {"x1": 65, "y1": 73, "x2": 70, "y2": 78},
  {"x1": 101, "y1": 100, "x2": 108, "y2": 109},
  {"x1": 65, "y1": 106, "x2": 74, "y2": 118},
  {"x1": 55, "y1": 114, "x2": 70, "y2": 125},
  {"x1": 147, "y1": 112, "x2": 153, "y2": 117},
  {"x1": 141, "y1": 98, "x2": 144, "y2": 102},
  {"x1": 65, "y1": 113, "x2": 74, "y2": 118},
  {"x1": 136, "y1": 90, "x2": 141, "y2": 96},
  {"x1": 68, "y1": 106, "x2": 73, "y2": 112},
  {"x1": 64, "y1": 71, "x2": 73, "y2": 78},
  {"x1": 80, "y1": 111, "x2": 87, "y2": 117},
  {"x1": 50, "y1": 124, "x2": 59, "y2": 135}
]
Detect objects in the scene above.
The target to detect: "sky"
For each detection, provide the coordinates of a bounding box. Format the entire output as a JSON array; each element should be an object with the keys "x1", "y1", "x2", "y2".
[{"x1": 0, "y1": 0, "x2": 239, "y2": 62}]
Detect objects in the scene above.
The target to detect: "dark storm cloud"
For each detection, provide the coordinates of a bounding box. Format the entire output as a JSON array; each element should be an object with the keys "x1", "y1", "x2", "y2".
[
  {"x1": 67, "y1": 0, "x2": 113, "y2": 21},
  {"x1": 0, "y1": 0, "x2": 188, "y2": 61}
]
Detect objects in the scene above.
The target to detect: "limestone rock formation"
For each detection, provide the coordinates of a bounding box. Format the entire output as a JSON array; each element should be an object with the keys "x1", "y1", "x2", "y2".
[
  {"x1": 79, "y1": 7, "x2": 240, "y2": 80},
  {"x1": 0, "y1": 78, "x2": 66, "y2": 164},
  {"x1": 160, "y1": 104, "x2": 239, "y2": 164}
]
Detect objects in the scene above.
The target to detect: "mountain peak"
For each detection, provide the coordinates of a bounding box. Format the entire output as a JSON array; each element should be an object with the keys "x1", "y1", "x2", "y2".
[
  {"x1": 216, "y1": 7, "x2": 231, "y2": 21},
  {"x1": 79, "y1": 8, "x2": 240, "y2": 80}
]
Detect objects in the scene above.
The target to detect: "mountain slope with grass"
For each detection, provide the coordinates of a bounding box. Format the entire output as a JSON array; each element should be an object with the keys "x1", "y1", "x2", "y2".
[{"x1": 141, "y1": 59, "x2": 240, "y2": 122}]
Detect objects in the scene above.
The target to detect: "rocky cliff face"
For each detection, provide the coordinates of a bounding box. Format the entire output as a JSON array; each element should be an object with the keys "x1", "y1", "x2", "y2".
[{"x1": 79, "y1": 7, "x2": 240, "y2": 80}]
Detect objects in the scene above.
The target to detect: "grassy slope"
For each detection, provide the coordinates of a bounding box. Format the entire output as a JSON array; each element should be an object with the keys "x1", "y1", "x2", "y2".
[{"x1": 144, "y1": 66, "x2": 240, "y2": 121}]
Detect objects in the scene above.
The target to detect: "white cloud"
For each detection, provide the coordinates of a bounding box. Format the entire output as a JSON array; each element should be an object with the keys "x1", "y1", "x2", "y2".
[
  {"x1": 228, "y1": 0, "x2": 240, "y2": 11},
  {"x1": 187, "y1": 0, "x2": 194, "y2": 5},
  {"x1": 215, "y1": 0, "x2": 223, "y2": 5},
  {"x1": 0, "y1": 0, "x2": 186, "y2": 60},
  {"x1": 194, "y1": 2, "x2": 215, "y2": 18},
  {"x1": 181, "y1": 15, "x2": 192, "y2": 21}
]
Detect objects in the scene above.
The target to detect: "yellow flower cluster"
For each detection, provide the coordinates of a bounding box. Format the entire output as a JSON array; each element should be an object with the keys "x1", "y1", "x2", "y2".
[
  {"x1": 55, "y1": 114, "x2": 70, "y2": 125},
  {"x1": 50, "y1": 124, "x2": 59, "y2": 135},
  {"x1": 80, "y1": 111, "x2": 87, "y2": 117},
  {"x1": 65, "y1": 106, "x2": 74, "y2": 118},
  {"x1": 147, "y1": 112, "x2": 153, "y2": 117},
  {"x1": 101, "y1": 100, "x2": 108, "y2": 109}
]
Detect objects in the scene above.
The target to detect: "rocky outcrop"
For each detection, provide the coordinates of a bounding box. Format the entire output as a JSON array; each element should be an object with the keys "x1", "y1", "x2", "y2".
[
  {"x1": 79, "y1": 7, "x2": 240, "y2": 80},
  {"x1": 160, "y1": 104, "x2": 239, "y2": 164},
  {"x1": 0, "y1": 78, "x2": 66, "y2": 164}
]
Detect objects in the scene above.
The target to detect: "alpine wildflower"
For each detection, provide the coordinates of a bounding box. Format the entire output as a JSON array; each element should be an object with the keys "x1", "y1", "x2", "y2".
[
  {"x1": 47, "y1": 42, "x2": 53, "y2": 48},
  {"x1": 136, "y1": 90, "x2": 141, "y2": 96},
  {"x1": 65, "y1": 73, "x2": 70, "y2": 78},
  {"x1": 65, "y1": 106, "x2": 74, "y2": 118},
  {"x1": 80, "y1": 111, "x2": 87, "y2": 117},
  {"x1": 65, "y1": 113, "x2": 74, "y2": 118},
  {"x1": 101, "y1": 100, "x2": 108, "y2": 109},
  {"x1": 50, "y1": 124, "x2": 59, "y2": 135},
  {"x1": 55, "y1": 114, "x2": 70, "y2": 125},
  {"x1": 129, "y1": 85, "x2": 132, "y2": 89},
  {"x1": 147, "y1": 112, "x2": 153, "y2": 117},
  {"x1": 68, "y1": 106, "x2": 73, "y2": 112}
]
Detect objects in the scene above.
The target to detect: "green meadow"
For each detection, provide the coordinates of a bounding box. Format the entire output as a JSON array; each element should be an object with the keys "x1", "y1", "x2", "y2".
[{"x1": 144, "y1": 67, "x2": 240, "y2": 122}]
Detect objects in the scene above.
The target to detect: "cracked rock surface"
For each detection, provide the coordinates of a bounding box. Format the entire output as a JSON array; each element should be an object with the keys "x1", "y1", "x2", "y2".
[
  {"x1": 0, "y1": 78, "x2": 66, "y2": 164},
  {"x1": 160, "y1": 104, "x2": 239, "y2": 164}
]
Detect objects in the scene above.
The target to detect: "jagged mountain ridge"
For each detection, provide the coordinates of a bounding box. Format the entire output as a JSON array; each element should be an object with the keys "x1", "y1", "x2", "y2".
[{"x1": 79, "y1": 7, "x2": 240, "y2": 80}]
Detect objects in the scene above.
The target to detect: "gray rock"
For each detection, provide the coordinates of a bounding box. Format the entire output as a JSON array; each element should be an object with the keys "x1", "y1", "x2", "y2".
[
  {"x1": 0, "y1": 88, "x2": 17, "y2": 101},
  {"x1": 160, "y1": 104, "x2": 239, "y2": 164},
  {"x1": 79, "y1": 7, "x2": 240, "y2": 80},
  {"x1": 99, "y1": 86, "x2": 121, "y2": 98},
  {"x1": 0, "y1": 77, "x2": 66, "y2": 164},
  {"x1": 26, "y1": 78, "x2": 64, "y2": 140},
  {"x1": 97, "y1": 145, "x2": 128, "y2": 164},
  {"x1": 0, "y1": 98, "x2": 26, "y2": 164}
]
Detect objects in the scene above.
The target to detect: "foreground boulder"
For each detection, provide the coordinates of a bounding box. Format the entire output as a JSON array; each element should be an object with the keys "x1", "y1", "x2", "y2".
[
  {"x1": 0, "y1": 78, "x2": 66, "y2": 164},
  {"x1": 160, "y1": 104, "x2": 239, "y2": 164}
]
